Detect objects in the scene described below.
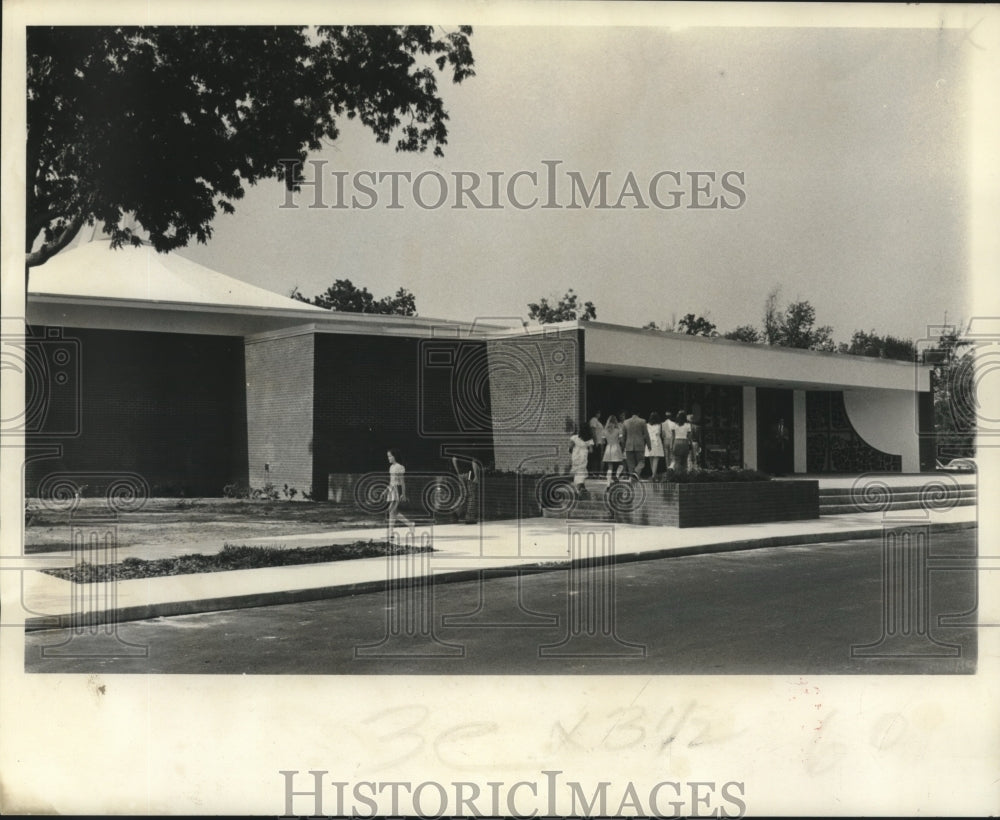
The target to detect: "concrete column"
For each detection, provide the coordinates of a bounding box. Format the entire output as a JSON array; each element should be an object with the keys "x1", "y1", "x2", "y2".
[
  {"x1": 793, "y1": 390, "x2": 808, "y2": 474},
  {"x1": 742, "y1": 386, "x2": 757, "y2": 470}
]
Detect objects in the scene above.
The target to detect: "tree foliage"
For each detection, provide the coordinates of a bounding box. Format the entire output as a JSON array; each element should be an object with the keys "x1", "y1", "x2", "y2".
[
  {"x1": 677, "y1": 313, "x2": 717, "y2": 336},
  {"x1": 26, "y1": 25, "x2": 475, "y2": 271},
  {"x1": 763, "y1": 286, "x2": 782, "y2": 346},
  {"x1": 777, "y1": 300, "x2": 836, "y2": 351},
  {"x1": 291, "y1": 280, "x2": 417, "y2": 316},
  {"x1": 527, "y1": 289, "x2": 596, "y2": 323},
  {"x1": 758, "y1": 288, "x2": 835, "y2": 351},
  {"x1": 843, "y1": 329, "x2": 916, "y2": 362},
  {"x1": 723, "y1": 324, "x2": 762, "y2": 344},
  {"x1": 924, "y1": 323, "x2": 975, "y2": 455}
]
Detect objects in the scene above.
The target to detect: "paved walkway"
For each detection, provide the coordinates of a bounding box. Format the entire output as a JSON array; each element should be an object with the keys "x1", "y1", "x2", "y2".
[{"x1": 16, "y1": 501, "x2": 976, "y2": 631}]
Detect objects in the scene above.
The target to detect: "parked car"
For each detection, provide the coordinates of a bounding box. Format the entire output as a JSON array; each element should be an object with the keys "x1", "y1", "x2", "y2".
[{"x1": 937, "y1": 457, "x2": 977, "y2": 472}]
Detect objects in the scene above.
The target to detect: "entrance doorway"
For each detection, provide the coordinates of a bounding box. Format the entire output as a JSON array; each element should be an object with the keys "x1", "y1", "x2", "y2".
[{"x1": 756, "y1": 388, "x2": 794, "y2": 475}]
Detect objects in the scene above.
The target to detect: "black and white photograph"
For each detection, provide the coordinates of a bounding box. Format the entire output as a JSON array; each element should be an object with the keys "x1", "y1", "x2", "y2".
[{"x1": 2, "y1": 1, "x2": 998, "y2": 816}]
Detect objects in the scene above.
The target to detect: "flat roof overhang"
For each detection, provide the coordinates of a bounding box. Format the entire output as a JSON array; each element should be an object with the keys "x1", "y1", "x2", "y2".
[
  {"x1": 26, "y1": 294, "x2": 513, "y2": 340},
  {"x1": 582, "y1": 321, "x2": 930, "y2": 392}
]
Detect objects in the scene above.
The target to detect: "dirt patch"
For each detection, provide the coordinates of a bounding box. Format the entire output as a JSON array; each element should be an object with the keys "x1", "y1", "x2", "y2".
[
  {"x1": 24, "y1": 498, "x2": 382, "y2": 552},
  {"x1": 44, "y1": 540, "x2": 431, "y2": 584}
]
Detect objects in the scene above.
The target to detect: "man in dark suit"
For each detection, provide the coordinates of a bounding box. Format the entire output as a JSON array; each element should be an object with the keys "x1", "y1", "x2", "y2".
[
  {"x1": 621, "y1": 409, "x2": 651, "y2": 478},
  {"x1": 769, "y1": 416, "x2": 790, "y2": 476}
]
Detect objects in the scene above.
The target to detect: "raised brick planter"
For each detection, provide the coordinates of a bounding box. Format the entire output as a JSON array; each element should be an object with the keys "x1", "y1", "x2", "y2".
[
  {"x1": 325, "y1": 472, "x2": 543, "y2": 522},
  {"x1": 618, "y1": 480, "x2": 819, "y2": 528}
]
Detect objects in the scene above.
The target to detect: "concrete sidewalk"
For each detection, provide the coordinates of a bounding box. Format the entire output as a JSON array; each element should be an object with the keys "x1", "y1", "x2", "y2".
[{"x1": 19, "y1": 506, "x2": 977, "y2": 631}]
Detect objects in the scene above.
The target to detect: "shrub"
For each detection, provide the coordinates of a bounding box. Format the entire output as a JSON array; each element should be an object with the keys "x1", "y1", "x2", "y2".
[
  {"x1": 222, "y1": 482, "x2": 250, "y2": 499},
  {"x1": 250, "y1": 482, "x2": 280, "y2": 501}
]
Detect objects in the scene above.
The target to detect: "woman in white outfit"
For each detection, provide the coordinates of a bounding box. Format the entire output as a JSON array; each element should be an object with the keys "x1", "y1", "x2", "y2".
[
  {"x1": 601, "y1": 415, "x2": 625, "y2": 484},
  {"x1": 644, "y1": 411, "x2": 666, "y2": 480},
  {"x1": 385, "y1": 449, "x2": 416, "y2": 540},
  {"x1": 670, "y1": 412, "x2": 692, "y2": 475},
  {"x1": 663, "y1": 411, "x2": 677, "y2": 470},
  {"x1": 569, "y1": 425, "x2": 594, "y2": 496}
]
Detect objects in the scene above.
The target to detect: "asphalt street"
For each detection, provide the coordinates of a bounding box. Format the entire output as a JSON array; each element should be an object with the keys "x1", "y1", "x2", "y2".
[{"x1": 25, "y1": 530, "x2": 977, "y2": 675}]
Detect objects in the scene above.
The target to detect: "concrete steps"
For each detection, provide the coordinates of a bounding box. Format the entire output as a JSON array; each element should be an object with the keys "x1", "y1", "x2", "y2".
[
  {"x1": 538, "y1": 478, "x2": 979, "y2": 521},
  {"x1": 819, "y1": 483, "x2": 976, "y2": 515},
  {"x1": 541, "y1": 491, "x2": 614, "y2": 522}
]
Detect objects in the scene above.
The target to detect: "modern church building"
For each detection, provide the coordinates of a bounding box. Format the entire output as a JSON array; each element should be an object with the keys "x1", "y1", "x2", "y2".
[{"x1": 22, "y1": 238, "x2": 935, "y2": 498}]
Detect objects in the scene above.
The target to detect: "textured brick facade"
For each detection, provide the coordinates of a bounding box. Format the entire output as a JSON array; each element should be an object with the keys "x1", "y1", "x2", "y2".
[
  {"x1": 615, "y1": 480, "x2": 819, "y2": 527},
  {"x1": 244, "y1": 332, "x2": 314, "y2": 494},
  {"x1": 311, "y1": 334, "x2": 490, "y2": 498},
  {"x1": 326, "y1": 471, "x2": 544, "y2": 522},
  {"x1": 25, "y1": 326, "x2": 247, "y2": 497},
  {"x1": 488, "y1": 330, "x2": 583, "y2": 473}
]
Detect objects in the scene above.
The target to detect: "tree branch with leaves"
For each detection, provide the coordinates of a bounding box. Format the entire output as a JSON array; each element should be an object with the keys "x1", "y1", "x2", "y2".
[{"x1": 26, "y1": 25, "x2": 475, "y2": 280}]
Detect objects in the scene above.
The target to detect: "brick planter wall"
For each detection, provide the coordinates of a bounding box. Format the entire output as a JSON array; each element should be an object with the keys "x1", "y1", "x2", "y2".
[
  {"x1": 617, "y1": 480, "x2": 819, "y2": 528},
  {"x1": 326, "y1": 472, "x2": 544, "y2": 522}
]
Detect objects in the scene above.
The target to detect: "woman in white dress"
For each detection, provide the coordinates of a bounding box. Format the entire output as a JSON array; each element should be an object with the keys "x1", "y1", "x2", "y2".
[
  {"x1": 601, "y1": 415, "x2": 625, "y2": 484},
  {"x1": 385, "y1": 449, "x2": 416, "y2": 540},
  {"x1": 670, "y1": 412, "x2": 692, "y2": 475},
  {"x1": 569, "y1": 425, "x2": 594, "y2": 496},
  {"x1": 663, "y1": 411, "x2": 677, "y2": 470},
  {"x1": 644, "y1": 411, "x2": 666, "y2": 480}
]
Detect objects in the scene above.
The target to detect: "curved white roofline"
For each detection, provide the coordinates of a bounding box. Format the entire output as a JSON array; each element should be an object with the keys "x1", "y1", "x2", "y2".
[{"x1": 28, "y1": 239, "x2": 329, "y2": 313}]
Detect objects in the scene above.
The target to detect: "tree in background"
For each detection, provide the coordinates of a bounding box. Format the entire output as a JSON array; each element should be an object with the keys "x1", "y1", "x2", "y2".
[
  {"x1": 642, "y1": 315, "x2": 676, "y2": 332},
  {"x1": 677, "y1": 313, "x2": 718, "y2": 337},
  {"x1": 777, "y1": 300, "x2": 836, "y2": 351},
  {"x1": 763, "y1": 286, "x2": 782, "y2": 346},
  {"x1": 291, "y1": 280, "x2": 417, "y2": 316},
  {"x1": 843, "y1": 329, "x2": 916, "y2": 362},
  {"x1": 924, "y1": 323, "x2": 975, "y2": 457},
  {"x1": 527, "y1": 289, "x2": 597, "y2": 323},
  {"x1": 723, "y1": 324, "x2": 762, "y2": 344},
  {"x1": 26, "y1": 25, "x2": 475, "y2": 276}
]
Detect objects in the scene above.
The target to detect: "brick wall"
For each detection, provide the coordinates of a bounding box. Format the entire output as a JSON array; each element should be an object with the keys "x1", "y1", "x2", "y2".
[
  {"x1": 488, "y1": 330, "x2": 582, "y2": 473},
  {"x1": 312, "y1": 334, "x2": 496, "y2": 499},
  {"x1": 25, "y1": 326, "x2": 247, "y2": 497},
  {"x1": 245, "y1": 333, "x2": 314, "y2": 494},
  {"x1": 326, "y1": 471, "x2": 544, "y2": 522},
  {"x1": 616, "y1": 480, "x2": 819, "y2": 527}
]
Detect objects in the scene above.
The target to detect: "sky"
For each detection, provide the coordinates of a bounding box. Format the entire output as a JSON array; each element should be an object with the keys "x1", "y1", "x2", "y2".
[{"x1": 176, "y1": 23, "x2": 973, "y2": 344}]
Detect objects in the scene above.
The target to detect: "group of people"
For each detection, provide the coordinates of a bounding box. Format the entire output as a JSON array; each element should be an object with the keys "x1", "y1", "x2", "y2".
[
  {"x1": 384, "y1": 407, "x2": 704, "y2": 538},
  {"x1": 569, "y1": 409, "x2": 702, "y2": 493}
]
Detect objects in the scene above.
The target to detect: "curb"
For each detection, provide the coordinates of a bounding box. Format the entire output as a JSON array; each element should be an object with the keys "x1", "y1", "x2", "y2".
[{"x1": 24, "y1": 519, "x2": 977, "y2": 632}]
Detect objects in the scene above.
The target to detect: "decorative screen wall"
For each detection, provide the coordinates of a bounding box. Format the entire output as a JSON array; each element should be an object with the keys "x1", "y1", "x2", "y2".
[{"x1": 806, "y1": 390, "x2": 901, "y2": 473}]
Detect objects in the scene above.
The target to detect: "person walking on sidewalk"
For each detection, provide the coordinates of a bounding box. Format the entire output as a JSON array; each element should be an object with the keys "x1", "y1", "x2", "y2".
[
  {"x1": 621, "y1": 409, "x2": 651, "y2": 479},
  {"x1": 569, "y1": 424, "x2": 594, "y2": 497},
  {"x1": 688, "y1": 414, "x2": 702, "y2": 472},
  {"x1": 452, "y1": 455, "x2": 481, "y2": 524},
  {"x1": 663, "y1": 411, "x2": 677, "y2": 470},
  {"x1": 645, "y1": 411, "x2": 667, "y2": 480},
  {"x1": 384, "y1": 449, "x2": 416, "y2": 541},
  {"x1": 670, "y1": 412, "x2": 692, "y2": 475},
  {"x1": 588, "y1": 410, "x2": 605, "y2": 477},
  {"x1": 601, "y1": 414, "x2": 625, "y2": 484}
]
